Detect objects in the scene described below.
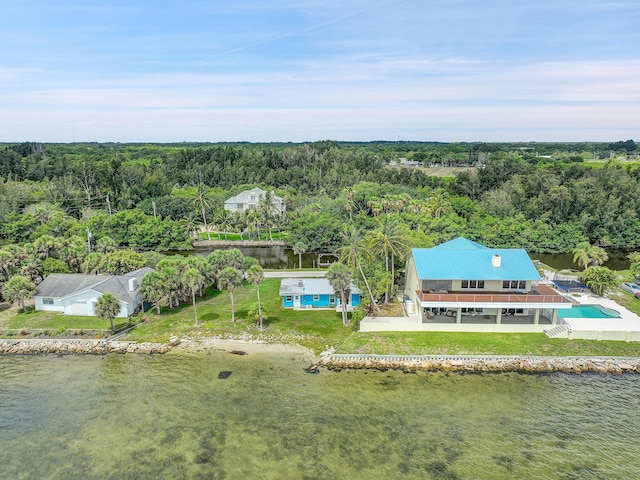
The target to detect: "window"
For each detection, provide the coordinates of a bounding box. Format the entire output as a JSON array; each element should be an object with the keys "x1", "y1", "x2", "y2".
[
  {"x1": 503, "y1": 281, "x2": 510, "y2": 289},
  {"x1": 504, "y1": 280, "x2": 526, "y2": 289},
  {"x1": 285, "y1": 295, "x2": 292, "y2": 303},
  {"x1": 329, "y1": 295, "x2": 335, "y2": 304},
  {"x1": 461, "y1": 280, "x2": 484, "y2": 289},
  {"x1": 313, "y1": 295, "x2": 320, "y2": 301},
  {"x1": 518, "y1": 281, "x2": 526, "y2": 289},
  {"x1": 43, "y1": 298, "x2": 54, "y2": 305}
]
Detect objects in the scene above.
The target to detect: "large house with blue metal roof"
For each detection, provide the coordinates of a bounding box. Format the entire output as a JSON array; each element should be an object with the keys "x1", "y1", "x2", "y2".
[{"x1": 403, "y1": 238, "x2": 570, "y2": 329}]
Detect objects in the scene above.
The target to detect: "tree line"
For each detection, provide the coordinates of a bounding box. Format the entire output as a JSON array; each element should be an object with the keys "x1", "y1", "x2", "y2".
[{"x1": 2, "y1": 140, "x2": 640, "y2": 307}]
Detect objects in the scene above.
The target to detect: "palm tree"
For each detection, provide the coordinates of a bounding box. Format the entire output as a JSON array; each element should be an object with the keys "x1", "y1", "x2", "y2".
[
  {"x1": 186, "y1": 255, "x2": 214, "y2": 295},
  {"x1": 293, "y1": 242, "x2": 307, "y2": 269},
  {"x1": 140, "y1": 271, "x2": 166, "y2": 315},
  {"x1": 0, "y1": 248, "x2": 16, "y2": 282},
  {"x1": 2, "y1": 275, "x2": 36, "y2": 312},
  {"x1": 96, "y1": 236, "x2": 117, "y2": 253},
  {"x1": 259, "y1": 190, "x2": 281, "y2": 241},
  {"x1": 368, "y1": 217, "x2": 409, "y2": 304},
  {"x1": 33, "y1": 235, "x2": 60, "y2": 259},
  {"x1": 95, "y1": 292, "x2": 122, "y2": 333},
  {"x1": 183, "y1": 212, "x2": 199, "y2": 239},
  {"x1": 426, "y1": 188, "x2": 453, "y2": 218},
  {"x1": 19, "y1": 256, "x2": 43, "y2": 285},
  {"x1": 218, "y1": 267, "x2": 243, "y2": 322},
  {"x1": 573, "y1": 243, "x2": 609, "y2": 270},
  {"x1": 580, "y1": 266, "x2": 618, "y2": 297},
  {"x1": 245, "y1": 265, "x2": 265, "y2": 330},
  {"x1": 183, "y1": 268, "x2": 205, "y2": 327},
  {"x1": 82, "y1": 252, "x2": 105, "y2": 274},
  {"x1": 189, "y1": 183, "x2": 213, "y2": 241},
  {"x1": 344, "y1": 187, "x2": 356, "y2": 221},
  {"x1": 572, "y1": 242, "x2": 592, "y2": 270},
  {"x1": 590, "y1": 246, "x2": 609, "y2": 267},
  {"x1": 158, "y1": 265, "x2": 180, "y2": 309},
  {"x1": 327, "y1": 263, "x2": 352, "y2": 326},
  {"x1": 337, "y1": 227, "x2": 379, "y2": 312}
]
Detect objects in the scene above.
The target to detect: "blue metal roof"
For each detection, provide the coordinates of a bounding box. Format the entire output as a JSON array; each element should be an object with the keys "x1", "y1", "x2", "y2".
[{"x1": 411, "y1": 237, "x2": 541, "y2": 281}]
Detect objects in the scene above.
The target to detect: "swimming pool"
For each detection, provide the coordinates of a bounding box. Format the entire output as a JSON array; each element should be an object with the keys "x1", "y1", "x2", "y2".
[{"x1": 557, "y1": 304, "x2": 621, "y2": 319}]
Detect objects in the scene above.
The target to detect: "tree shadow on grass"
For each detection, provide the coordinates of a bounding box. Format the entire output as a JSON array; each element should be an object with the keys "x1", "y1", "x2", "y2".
[{"x1": 200, "y1": 312, "x2": 220, "y2": 321}]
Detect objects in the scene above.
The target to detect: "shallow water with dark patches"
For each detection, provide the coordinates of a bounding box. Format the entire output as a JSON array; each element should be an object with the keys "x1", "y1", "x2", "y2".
[{"x1": 1, "y1": 353, "x2": 639, "y2": 479}]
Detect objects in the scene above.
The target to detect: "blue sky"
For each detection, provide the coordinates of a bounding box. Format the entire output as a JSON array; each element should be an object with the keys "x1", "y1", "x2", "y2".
[{"x1": 1, "y1": 0, "x2": 639, "y2": 142}]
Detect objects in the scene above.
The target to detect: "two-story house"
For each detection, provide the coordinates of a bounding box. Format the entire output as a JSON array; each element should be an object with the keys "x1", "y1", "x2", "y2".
[
  {"x1": 404, "y1": 237, "x2": 570, "y2": 328},
  {"x1": 223, "y1": 187, "x2": 285, "y2": 215}
]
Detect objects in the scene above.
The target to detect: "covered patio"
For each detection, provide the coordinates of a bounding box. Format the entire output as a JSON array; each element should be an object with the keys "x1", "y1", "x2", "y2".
[{"x1": 421, "y1": 311, "x2": 554, "y2": 325}]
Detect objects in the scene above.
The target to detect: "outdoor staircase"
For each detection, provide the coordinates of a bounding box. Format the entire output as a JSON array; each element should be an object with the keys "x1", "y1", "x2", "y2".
[{"x1": 544, "y1": 325, "x2": 569, "y2": 339}]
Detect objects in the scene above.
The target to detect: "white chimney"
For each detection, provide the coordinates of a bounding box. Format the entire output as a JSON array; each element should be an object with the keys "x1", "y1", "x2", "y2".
[{"x1": 492, "y1": 254, "x2": 501, "y2": 268}]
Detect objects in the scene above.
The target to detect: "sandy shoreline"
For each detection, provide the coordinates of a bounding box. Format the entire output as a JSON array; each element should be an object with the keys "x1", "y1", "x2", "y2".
[{"x1": 170, "y1": 337, "x2": 317, "y2": 360}]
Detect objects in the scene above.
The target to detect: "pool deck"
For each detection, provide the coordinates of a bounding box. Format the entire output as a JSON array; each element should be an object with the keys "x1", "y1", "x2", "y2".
[
  {"x1": 563, "y1": 293, "x2": 640, "y2": 336},
  {"x1": 360, "y1": 286, "x2": 640, "y2": 341}
]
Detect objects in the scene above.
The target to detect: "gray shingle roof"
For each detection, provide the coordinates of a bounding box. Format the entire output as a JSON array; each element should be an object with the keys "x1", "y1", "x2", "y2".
[{"x1": 35, "y1": 269, "x2": 152, "y2": 302}]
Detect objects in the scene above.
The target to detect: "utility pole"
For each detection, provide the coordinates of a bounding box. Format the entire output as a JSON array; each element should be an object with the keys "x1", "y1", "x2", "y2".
[
  {"x1": 86, "y1": 227, "x2": 92, "y2": 253},
  {"x1": 106, "y1": 195, "x2": 112, "y2": 216},
  {"x1": 152, "y1": 201, "x2": 157, "y2": 220}
]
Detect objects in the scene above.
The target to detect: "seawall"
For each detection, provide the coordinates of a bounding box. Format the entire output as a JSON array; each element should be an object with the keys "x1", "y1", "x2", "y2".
[
  {"x1": 193, "y1": 240, "x2": 286, "y2": 247},
  {"x1": 320, "y1": 353, "x2": 640, "y2": 374},
  {"x1": 0, "y1": 339, "x2": 171, "y2": 355}
]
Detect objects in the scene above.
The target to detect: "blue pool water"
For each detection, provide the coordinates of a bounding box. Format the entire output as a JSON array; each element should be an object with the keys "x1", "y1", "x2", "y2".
[{"x1": 557, "y1": 304, "x2": 620, "y2": 319}]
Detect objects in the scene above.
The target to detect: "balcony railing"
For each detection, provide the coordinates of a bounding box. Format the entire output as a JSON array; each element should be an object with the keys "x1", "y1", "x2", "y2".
[{"x1": 415, "y1": 284, "x2": 570, "y2": 305}]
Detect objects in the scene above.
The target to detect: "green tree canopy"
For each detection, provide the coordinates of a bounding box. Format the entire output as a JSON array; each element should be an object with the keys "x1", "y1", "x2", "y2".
[
  {"x1": 3, "y1": 275, "x2": 36, "y2": 312},
  {"x1": 95, "y1": 292, "x2": 122, "y2": 332}
]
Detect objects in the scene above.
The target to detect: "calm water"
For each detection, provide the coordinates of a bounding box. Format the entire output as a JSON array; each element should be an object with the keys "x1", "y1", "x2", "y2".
[
  {"x1": 181, "y1": 246, "x2": 632, "y2": 271},
  {"x1": 2, "y1": 353, "x2": 639, "y2": 479},
  {"x1": 192, "y1": 245, "x2": 337, "y2": 269},
  {"x1": 530, "y1": 250, "x2": 633, "y2": 271}
]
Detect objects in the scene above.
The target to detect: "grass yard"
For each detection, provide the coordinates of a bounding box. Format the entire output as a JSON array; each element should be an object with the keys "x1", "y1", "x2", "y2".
[
  {"x1": 5, "y1": 277, "x2": 640, "y2": 357},
  {"x1": 336, "y1": 331, "x2": 640, "y2": 357},
  {"x1": 126, "y1": 278, "x2": 351, "y2": 352},
  {"x1": 0, "y1": 304, "x2": 129, "y2": 334},
  {"x1": 609, "y1": 289, "x2": 640, "y2": 317},
  {"x1": 197, "y1": 231, "x2": 287, "y2": 241}
]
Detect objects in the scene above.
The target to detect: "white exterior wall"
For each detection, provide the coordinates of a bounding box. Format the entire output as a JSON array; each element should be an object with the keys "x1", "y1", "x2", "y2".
[
  {"x1": 35, "y1": 290, "x2": 134, "y2": 317},
  {"x1": 34, "y1": 297, "x2": 65, "y2": 313},
  {"x1": 404, "y1": 256, "x2": 420, "y2": 314}
]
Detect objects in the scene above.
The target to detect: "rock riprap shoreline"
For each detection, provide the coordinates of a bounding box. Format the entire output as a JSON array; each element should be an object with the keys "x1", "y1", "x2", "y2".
[
  {"x1": 0, "y1": 339, "x2": 170, "y2": 355},
  {"x1": 320, "y1": 352, "x2": 640, "y2": 374}
]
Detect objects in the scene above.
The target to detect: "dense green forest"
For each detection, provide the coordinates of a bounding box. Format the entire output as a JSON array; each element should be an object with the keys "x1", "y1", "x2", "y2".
[{"x1": 1, "y1": 140, "x2": 639, "y2": 305}]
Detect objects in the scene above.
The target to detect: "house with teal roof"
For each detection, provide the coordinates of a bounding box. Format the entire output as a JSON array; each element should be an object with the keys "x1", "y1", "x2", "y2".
[{"x1": 402, "y1": 237, "x2": 571, "y2": 330}]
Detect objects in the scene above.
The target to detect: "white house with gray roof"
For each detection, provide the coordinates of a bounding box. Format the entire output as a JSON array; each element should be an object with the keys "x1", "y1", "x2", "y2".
[
  {"x1": 34, "y1": 267, "x2": 154, "y2": 317},
  {"x1": 223, "y1": 187, "x2": 285, "y2": 215}
]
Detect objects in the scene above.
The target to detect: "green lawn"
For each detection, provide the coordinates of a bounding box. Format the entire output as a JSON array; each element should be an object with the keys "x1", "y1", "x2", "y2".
[
  {"x1": 610, "y1": 288, "x2": 640, "y2": 316},
  {"x1": 0, "y1": 308, "x2": 130, "y2": 334},
  {"x1": 336, "y1": 331, "x2": 640, "y2": 357},
  {"x1": 197, "y1": 231, "x2": 288, "y2": 241},
  {"x1": 5, "y1": 278, "x2": 640, "y2": 357},
  {"x1": 126, "y1": 278, "x2": 350, "y2": 352}
]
